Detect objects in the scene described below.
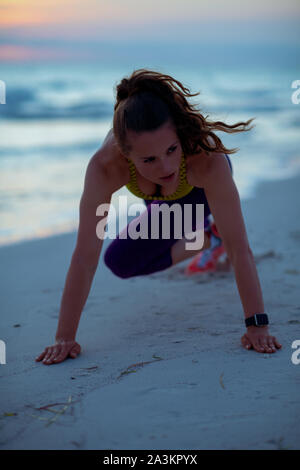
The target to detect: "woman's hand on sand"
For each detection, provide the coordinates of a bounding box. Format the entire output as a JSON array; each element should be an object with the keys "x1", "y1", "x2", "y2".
[
  {"x1": 35, "y1": 339, "x2": 81, "y2": 365},
  {"x1": 241, "y1": 327, "x2": 282, "y2": 353}
]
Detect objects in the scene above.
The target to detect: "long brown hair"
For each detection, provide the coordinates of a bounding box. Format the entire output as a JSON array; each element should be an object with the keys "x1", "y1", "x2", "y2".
[{"x1": 113, "y1": 68, "x2": 255, "y2": 157}]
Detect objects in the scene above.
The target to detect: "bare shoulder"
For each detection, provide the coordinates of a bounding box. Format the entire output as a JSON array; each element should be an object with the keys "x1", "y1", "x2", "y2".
[
  {"x1": 84, "y1": 146, "x2": 130, "y2": 198},
  {"x1": 186, "y1": 150, "x2": 231, "y2": 189},
  {"x1": 202, "y1": 152, "x2": 232, "y2": 187},
  {"x1": 185, "y1": 149, "x2": 212, "y2": 187}
]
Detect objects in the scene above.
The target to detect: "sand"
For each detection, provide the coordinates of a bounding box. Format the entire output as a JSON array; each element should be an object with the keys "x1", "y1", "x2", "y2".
[{"x1": 0, "y1": 174, "x2": 300, "y2": 450}]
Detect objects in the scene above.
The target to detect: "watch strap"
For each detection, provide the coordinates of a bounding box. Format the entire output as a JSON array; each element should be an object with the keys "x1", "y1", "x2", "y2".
[{"x1": 245, "y1": 313, "x2": 269, "y2": 327}]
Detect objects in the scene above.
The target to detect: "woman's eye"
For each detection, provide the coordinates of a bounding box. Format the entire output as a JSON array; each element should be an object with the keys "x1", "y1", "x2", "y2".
[{"x1": 143, "y1": 147, "x2": 177, "y2": 163}]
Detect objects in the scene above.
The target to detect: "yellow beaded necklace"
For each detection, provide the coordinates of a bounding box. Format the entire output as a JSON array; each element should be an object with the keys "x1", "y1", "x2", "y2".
[{"x1": 125, "y1": 151, "x2": 194, "y2": 201}]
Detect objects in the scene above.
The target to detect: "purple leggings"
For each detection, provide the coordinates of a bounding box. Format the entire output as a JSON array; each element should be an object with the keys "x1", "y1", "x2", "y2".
[{"x1": 103, "y1": 155, "x2": 233, "y2": 278}]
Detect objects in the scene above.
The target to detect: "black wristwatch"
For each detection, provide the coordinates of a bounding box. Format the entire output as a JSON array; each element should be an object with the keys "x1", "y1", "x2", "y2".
[{"x1": 245, "y1": 313, "x2": 269, "y2": 328}]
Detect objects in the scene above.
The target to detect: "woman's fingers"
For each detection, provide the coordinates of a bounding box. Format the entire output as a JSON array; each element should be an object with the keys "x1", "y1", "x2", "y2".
[
  {"x1": 241, "y1": 332, "x2": 282, "y2": 354},
  {"x1": 272, "y1": 336, "x2": 282, "y2": 349},
  {"x1": 242, "y1": 333, "x2": 266, "y2": 353},
  {"x1": 241, "y1": 334, "x2": 252, "y2": 350},
  {"x1": 258, "y1": 337, "x2": 272, "y2": 353},
  {"x1": 36, "y1": 341, "x2": 81, "y2": 365},
  {"x1": 267, "y1": 337, "x2": 276, "y2": 352},
  {"x1": 41, "y1": 347, "x2": 52, "y2": 362},
  {"x1": 42, "y1": 346, "x2": 59, "y2": 364},
  {"x1": 241, "y1": 333, "x2": 264, "y2": 352},
  {"x1": 35, "y1": 345, "x2": 63, "y2": 364},
  {"x1": 35, "y1": 348, "x2": 47, "y2": 362},
  {"x1": 253, "y1": 339, "x2": 264, "y2": 353},
  {"x1": 73, "y1": 343, "x2": 81, "y2": 355},
  {"x1": 52, "y1": 345, "x2": 71, "y2": 363},
  {"x1": 69, "y1": 343, "x2": 81, "y2": 359},
  {"x1": 44, "y1": 346, "x2": 60, "y2": 364}
]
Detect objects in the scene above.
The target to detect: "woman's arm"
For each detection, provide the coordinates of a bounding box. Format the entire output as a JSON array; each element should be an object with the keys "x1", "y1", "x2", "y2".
[
  {"x1": 55, "y1": 155, "x2": 112, "y2": 339},
  {"x1": 202, "y1": 152, "x2": 282, "y2": 353},
  {"x1": 36, "y1": 152, "x2": 114, "y2": 365}
]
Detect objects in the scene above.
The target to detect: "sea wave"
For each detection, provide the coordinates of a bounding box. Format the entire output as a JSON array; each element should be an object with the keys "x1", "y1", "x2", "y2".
[
  {"x1": 0, "y1": 80, "x2": 293, "y2": 121},
  {"x1": 0, "y1": 83, "x2": 113, "y2": 120}
]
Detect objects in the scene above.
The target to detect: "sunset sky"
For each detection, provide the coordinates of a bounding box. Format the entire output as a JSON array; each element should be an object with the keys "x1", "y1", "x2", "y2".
[{"x1": 0, "y1": 0, "x2": 299, "y2": 61}]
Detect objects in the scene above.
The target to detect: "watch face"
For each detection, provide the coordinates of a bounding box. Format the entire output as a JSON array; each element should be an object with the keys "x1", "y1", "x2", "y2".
[{"x1": 260, "y1": 318, "x2": 268, "y2": 325}]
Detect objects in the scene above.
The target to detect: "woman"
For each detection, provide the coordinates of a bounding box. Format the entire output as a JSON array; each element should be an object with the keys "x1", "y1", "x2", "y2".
[{"x1": 36, "y1": 68, "x2": 281, "y2": 365}]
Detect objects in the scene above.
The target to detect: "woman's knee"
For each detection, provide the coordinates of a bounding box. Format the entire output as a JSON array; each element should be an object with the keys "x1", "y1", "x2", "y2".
[{"x1": 103, "y1": 241, "x2": 136, "y2": 279}]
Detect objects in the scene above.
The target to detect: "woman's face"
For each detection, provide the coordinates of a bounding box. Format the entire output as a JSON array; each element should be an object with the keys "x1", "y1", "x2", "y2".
[{"x1": 125, "y1": 120, "x2": 183, "y2": 186}]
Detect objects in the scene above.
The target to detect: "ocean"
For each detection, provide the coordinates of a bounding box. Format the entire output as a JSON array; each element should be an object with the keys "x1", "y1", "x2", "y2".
[{"x1": 0, "y1": 61, "x2": 299, "y2": 246}]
